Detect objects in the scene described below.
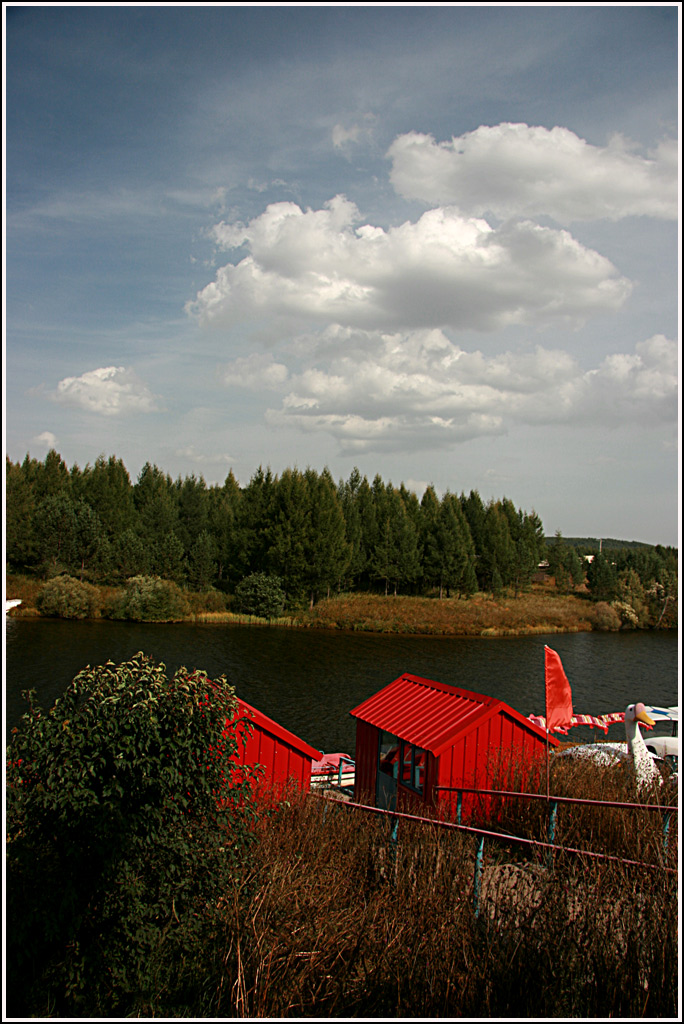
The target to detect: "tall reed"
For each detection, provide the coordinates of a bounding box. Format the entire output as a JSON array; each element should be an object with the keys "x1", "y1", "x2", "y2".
[{"x1": 161, "y1": 782, "x2": 677, "y2": 1018}]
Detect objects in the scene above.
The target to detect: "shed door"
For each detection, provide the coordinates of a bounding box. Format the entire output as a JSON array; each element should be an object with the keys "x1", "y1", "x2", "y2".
[{"x1": 376, "y1": 730, "x2": 399, "y2": 810}]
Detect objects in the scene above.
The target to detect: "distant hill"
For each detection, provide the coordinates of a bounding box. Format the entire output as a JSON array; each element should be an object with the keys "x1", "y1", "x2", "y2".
[{"x1": 561, "y1": 537, "x2": 675, "y2": 552}]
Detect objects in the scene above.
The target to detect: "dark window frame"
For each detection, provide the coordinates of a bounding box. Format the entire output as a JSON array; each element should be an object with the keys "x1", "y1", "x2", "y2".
[{"x1": 399, "y1": 740, "x2": 426, "y2": 795}]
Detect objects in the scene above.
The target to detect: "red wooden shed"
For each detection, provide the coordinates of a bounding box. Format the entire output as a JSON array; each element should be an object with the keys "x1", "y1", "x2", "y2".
[
  {"x1": 227, "y1": 698, "x2": 322, "y2": 797},
  {"x1": 350, "y1": 674, "x2": 556, "y2": 820}
]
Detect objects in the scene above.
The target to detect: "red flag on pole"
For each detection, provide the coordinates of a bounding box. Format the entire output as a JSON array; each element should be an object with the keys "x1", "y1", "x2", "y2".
[{"x1": 544, "y1": 645, "x2": 573, "y2": 732}]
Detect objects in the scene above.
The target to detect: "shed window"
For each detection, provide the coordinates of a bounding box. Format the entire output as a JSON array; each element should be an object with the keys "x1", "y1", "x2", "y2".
[
  {"x1": 400, "y1": 741, "x2": 426, "y2": 794},
  {"x1": 378, "y1": 731, "x2": 400, "y2": 779}
]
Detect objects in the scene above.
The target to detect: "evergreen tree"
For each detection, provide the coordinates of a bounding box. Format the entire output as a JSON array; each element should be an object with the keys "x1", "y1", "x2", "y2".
[
  {"x1": 134, "y1": 464, "x2": 180, "y2": 574},
  {"x1": 304, "y1": 467, "x2": 351, "y2": 605},
  {"x1": 460, "y1": 489, "x2": 487, "y2": 587},
  {"x1": 564, "y1": 546, "x2": 585, "y2": 590},
  {"x1": 442, "y1": 492, "x2": 478, "y2": 597},
  {"x1": 208, "y1": 472, "x2": 241, "y2": 584},
  {"x1": 156, "y1": 531, "x2": 187, "y2": 585},
  {"x1": 266, "y1": 468, "x2": 310, "y2": 602},
  {"x1": 356, "y1": 473, "x2": 379, "y2": 589},
  {"x1": 371, "y1": 481, "x2": 420, "y2": 596},
  {"x1": 176, "y1": 474, "x2": 210, "y2": 554},
  {"x1": 420, "y1": 485, "x2": 442, "y2": 594},
  {"x1": 237, "y1": 467, "x2": 276, "y2": 576},
  {"x1": 188, "y1": 530, "x2": 218, "y2": 591},
  {"x1": 548, "y1": 531, "x2": 570, "y2": 592},
  {"x1": 5, "y1": 457, "x2": 37, "y2": 570},
  {"x1": 79, "y1": 455, "x2": 137, "y2": 540},
  {"x1": 479, "y1": 502, "x2": 515, "y2": 592},
  {"x1": 586, "y1": 552, "x2": 619, "y2": 602},
  {"x1": 111, "y1": 529, "x2": 150, "y2": 581},
  {"x1": 34, "y1": 449, "x2": 71, "y2": 501},
  {"x1": 338, "y1": 468, "x2": 365, "y2": 589},
  {"x1": 72, "y1": 499, "x2": 102, "y2": 578},
  {"x1": 32, "y1": 495, "x2": 79, "y2": 575}
]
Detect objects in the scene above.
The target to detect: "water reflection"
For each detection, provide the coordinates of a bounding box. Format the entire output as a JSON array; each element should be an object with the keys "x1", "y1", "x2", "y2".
[{"x1": 5, "y1": 618, "x2": 679, "y2": 753}]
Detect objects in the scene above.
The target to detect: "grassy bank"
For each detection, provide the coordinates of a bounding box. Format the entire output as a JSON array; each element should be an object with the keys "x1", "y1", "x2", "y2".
[
  {"x1": 5, "y1": 574, "x2": 674, "y2": 636},
  {"x1": 299, "y1": 589, "x2": 609, "y2": 635}
]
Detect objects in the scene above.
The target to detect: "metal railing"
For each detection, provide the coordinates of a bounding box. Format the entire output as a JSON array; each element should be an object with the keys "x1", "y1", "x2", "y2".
[
  {"x1": 435, "y1": 784, "x2": 677, "y2": 855},
  {"x1": 314, "y1": 788, "x2": 677, "y2": 917}
]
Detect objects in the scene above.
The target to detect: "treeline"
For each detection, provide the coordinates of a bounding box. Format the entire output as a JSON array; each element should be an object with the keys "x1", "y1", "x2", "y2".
[{"x1": 5, "y1": 450, "x2": 678, "y2": 616}]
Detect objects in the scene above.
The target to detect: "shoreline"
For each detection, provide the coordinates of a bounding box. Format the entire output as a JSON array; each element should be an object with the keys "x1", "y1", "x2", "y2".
[{"x1": 6, "y1": 577, "x2": 677, "y2": 637}]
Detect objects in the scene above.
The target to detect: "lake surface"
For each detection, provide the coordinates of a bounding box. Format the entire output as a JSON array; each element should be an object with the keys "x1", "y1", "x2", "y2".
[{"x1": 4, "y1": 618, "x2": 680, "y2": 753}]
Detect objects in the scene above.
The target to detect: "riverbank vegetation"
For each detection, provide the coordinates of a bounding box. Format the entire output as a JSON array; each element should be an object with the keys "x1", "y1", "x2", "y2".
[
  {"x1": 6, "y1": 654, "x2": 677, "y2": 1016},
  {"x1": 6, "y1": 449, "x2": 677, "y2": 632},
  {"x1": 6, "y1": 571, "x2": 677, "y2": 635}
]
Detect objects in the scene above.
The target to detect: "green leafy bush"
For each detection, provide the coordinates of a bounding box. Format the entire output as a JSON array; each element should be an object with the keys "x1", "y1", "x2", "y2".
[
  {"x1": 36, "y1": 574, "x2": 100, "y2": 619},
  {"x1": 5, "y1": 653, "x2": 258, "y2": 1017},
  {"x1": 234, "y1": 571, "x2": 286, "y2": 619},
  {"x1": 106, "y1": 574, "x2": 190, "y2": 621}
]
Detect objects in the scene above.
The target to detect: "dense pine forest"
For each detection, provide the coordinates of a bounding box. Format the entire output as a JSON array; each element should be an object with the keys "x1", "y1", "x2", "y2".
[{"x1": 5, "y1": 450, "x2": 678, "y2": 623}]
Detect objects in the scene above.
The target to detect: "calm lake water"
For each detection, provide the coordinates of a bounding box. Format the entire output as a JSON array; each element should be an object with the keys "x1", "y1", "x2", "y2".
[{"x1": 4, "y1": 618, "x2": 680, "y2": 754}]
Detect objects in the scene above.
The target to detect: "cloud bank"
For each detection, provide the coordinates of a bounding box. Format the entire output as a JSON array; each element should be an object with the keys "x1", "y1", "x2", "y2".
[
  {"x1": 387, "y1": 123, "x2": 678, "y2": 222},
  {"x1": 221, "y1": 329, "x2": 677, "y2": 455}
]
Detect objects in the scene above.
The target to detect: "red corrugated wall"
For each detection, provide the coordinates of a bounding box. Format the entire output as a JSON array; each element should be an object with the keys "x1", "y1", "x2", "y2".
[
  {"x1": 435, "y1": 710, "x2": 547, "y2": 820},
  {"x1": 236, "y1": 724, "x2": 313, "y2": 791},
  {"x1": 229, "y1": 700, "x2": 321, "y2": 797}
]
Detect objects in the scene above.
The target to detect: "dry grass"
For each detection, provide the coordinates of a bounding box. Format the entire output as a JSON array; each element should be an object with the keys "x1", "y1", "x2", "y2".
[
  {"x1": 5, "y1": 574, "x2": 44, "y2": 615},
  {"x1": 192, "y1": 610, "x2": 299, "y2": 627},
  {"x1": 181, "y1": 780, "x2": 677, "y2": 1018},
  {"x1": 302, "y1": 589, "x2": 600, "y2": 636}
]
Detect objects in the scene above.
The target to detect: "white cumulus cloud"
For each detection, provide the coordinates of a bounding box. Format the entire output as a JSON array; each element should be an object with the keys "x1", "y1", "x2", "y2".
[
  {"x1": 53, "y1": 366, "x2": 160, "y2": 416},
  {"x1": 32, "y1": 430, "x2": 58, "y2": 450},
  {"x1": 188, "y1": 194, "x2": 631, "y2": 335},
  {"x1": 387, "y1": 124, "x2": 678, "y2": 222}
]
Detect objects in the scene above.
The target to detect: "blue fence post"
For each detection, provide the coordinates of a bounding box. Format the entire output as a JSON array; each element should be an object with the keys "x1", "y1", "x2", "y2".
[
  {"x1": 473, "y1": 836, "x2": 485, "y2": 918},
  {"x1": 546, "y1": 800, "x2": 558, "y2": 868},
  {"x1": 457, "y1": 790, "x2": 463, "y2": 825},
  {"x1": 662, "y1": 811, "x2": 671, "y2": 854},
  {"x1": 389, "y1": 815, "x2": 399, "y2": 885}
]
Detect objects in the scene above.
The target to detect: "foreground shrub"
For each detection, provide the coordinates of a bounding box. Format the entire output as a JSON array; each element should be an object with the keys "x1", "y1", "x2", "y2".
[
  {"x1": 6, "y1": 653, "x2": 258, "y2": 1017},
  {"x1": 106, "y1": 574, "x2": 190, "y2": 621},
  {"x1": 234, "y1": 572, "x2": 286, "y2": 619},
  {"x1": 36, "y1": 574, "x2": 100, "y2": 619}
]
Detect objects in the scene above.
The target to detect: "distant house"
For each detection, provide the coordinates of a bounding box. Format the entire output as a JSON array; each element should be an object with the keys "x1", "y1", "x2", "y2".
[
  {"x1": 350, "y1": 674, "x2": 555, "y2": 821},
  {"x1": 533, "y1": 559, "x2": 550, "y2": 583}
]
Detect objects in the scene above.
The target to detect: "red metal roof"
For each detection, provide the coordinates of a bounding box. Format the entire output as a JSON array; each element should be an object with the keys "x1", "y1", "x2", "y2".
[
  {"x1": 235, "y1": 698, "x2": 322, "y2": 761},
  {"x1": 350, "y1": 673, "x2": 553, "y2": 757}
]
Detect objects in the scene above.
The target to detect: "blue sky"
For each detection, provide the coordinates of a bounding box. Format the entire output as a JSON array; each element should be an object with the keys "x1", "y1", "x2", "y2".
[{"x1": 4, "y1": 6, "x2": 680, "y2": 545}]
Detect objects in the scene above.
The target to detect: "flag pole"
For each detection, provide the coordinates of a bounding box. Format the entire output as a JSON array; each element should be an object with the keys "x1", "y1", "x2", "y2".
[{"x1": 545, "y1": 667, "x2": 550, "y2": 800}]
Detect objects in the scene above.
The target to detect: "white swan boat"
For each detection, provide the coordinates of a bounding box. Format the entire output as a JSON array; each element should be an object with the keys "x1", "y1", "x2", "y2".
[{"x1": 5, "y1": 599, "x2": 22, "y2": 615}]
